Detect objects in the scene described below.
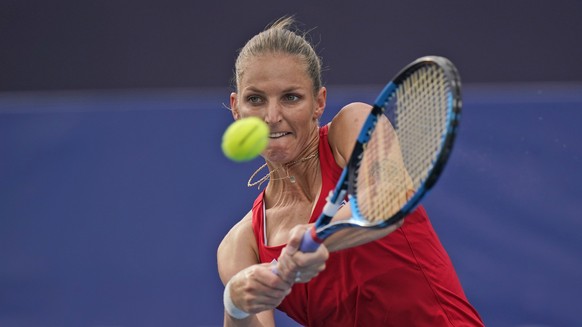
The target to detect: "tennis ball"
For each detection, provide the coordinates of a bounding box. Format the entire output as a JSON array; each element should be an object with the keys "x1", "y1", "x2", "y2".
[{"x1": 222, "y1": 117, "x2": 269, "y2": 162}]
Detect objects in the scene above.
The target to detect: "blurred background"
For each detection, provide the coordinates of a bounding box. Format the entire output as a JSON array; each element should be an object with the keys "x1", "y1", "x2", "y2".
[{"x1": 1, "y1": 1, "x2": 581, "y2": 326}]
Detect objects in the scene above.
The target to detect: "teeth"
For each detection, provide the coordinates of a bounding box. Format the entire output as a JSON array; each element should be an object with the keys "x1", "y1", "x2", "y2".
[{"x1": 269, "y1": 132, "x2": 288, "y2": 138}]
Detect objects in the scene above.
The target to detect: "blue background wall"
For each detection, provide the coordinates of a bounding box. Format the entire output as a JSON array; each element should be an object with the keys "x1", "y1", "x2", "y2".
[
  {"x1": 1, "y1": 1, "x2": 581, "y2": 326},
  {"x1": 2, "y1": 85, "x2": 581, "y2": 327}
]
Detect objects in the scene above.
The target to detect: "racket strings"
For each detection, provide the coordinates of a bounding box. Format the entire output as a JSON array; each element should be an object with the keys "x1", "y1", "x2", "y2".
[
  {"x1": 356, "y1": 64, "x2": 451, "y2": 222},
  {"x1": 395, "y1": 66, "x2": 449, "y2": 190},
  {"x1": 356, "y1": 118, "x2": 411, "y2": 222}
]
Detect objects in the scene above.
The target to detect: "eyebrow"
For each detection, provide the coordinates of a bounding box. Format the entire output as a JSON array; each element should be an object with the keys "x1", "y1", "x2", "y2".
[
  {"x1": 242, "y1": 87, "x2": 264, "y2": 94},
  {"x1": 282, "y1": 87, "x2": 304, "y2": 93},
  {"x1": 242, "y1": 86, "x2": 306, "y2": 95}
]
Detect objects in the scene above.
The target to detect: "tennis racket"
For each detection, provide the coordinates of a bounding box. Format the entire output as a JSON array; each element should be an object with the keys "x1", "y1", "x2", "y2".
[{"x1": 300, "y1": 55, "x2": 462, "y2": 252}]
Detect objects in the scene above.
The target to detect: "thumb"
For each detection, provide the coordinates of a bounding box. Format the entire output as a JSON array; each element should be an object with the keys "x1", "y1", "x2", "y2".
[{"x1": 286, "y1": 224, "x2": 309, "y2": 255}]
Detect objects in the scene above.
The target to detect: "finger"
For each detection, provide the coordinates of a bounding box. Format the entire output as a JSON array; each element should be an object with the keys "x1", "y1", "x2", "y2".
[
  {"x1": 274, "y1": 259, "x2": 299, "y2": 285},
  {"x1": 237, "y1": 278, "x2": 292, "y2": 313},
  {"x1": 256, "y1": 263, "x2": 294, "y2": 290},
  {"x1": 275, "y1": 245, "x2": 303, "y2": 283},
  {"x1": 292, "y1": 262, "x2": 327, "y2": 284},
  {"x1": 293, "y1": 243, "x2": 329, "y2": 269},
  {"x1": 245, "y1": 294, "x2": 288, "y2": 314},
  {"x1": 285, "y1": 224, "x2": 311, "y2": 255}
]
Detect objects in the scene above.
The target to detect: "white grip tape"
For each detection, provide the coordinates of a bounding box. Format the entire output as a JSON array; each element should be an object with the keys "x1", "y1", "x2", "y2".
[
  {"x1": 322, "y1": 190, "x2": 347, "y2": 216},
  {"x1": 322, "y1": 201, "x2": 341, "y2": 217},
  {"x1": 223, "y1": 280, "x2": 250, "y2": 320}
]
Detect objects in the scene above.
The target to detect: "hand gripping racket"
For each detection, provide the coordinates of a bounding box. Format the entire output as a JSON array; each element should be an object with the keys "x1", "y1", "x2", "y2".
[{"x1": 300, "y1": 55, "x2": 462, "y2": 252}]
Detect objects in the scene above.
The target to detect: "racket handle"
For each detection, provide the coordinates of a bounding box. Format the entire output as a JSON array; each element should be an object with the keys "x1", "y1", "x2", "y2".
[
  {"x1": 299, "y1": 228, "x2": 322, "y2": 252},
  {"x1": 271, "y1": 228, "x2": 321, "y2": 278}
]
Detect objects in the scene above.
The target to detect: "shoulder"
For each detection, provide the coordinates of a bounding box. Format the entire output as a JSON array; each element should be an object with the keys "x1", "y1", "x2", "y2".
[
  {"x1": 328, "y1": 102, "x2": 372, "y2": 167},
  {"x1": 217, "y1": 211, "x2": 259, "y2": 284}
]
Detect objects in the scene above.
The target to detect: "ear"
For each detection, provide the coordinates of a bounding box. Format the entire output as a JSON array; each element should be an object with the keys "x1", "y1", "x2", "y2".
[
  {"x1": 313, "y1": 87, "x2": 327, "y2": 120},
  {"x1": 230, "y1": 92, "x2": 241, "y2": 120}
]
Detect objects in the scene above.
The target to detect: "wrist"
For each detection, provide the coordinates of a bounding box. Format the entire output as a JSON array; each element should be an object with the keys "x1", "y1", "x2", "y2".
[{"x1": 223, "y1": 279, "x2": 250, "y2": 320}]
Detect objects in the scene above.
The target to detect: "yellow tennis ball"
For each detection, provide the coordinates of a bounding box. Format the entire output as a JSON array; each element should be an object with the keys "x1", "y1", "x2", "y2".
[{"x1": 222, "y1": 117, "x2": 269, "y2": 162}]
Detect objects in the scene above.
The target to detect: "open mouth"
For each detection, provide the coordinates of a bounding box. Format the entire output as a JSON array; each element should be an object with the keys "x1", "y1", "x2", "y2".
[{"x1": 269, "y1": 132, "x2": 291, "y2": 139}]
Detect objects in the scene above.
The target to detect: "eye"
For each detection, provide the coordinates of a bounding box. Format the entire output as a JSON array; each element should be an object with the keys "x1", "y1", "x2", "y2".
[
  {"x1": 247, "y1": 95, "x2": 263, "y2": 104},
  {"x1": 283, "y1": 94, "x2": 301, "y2": 102}
]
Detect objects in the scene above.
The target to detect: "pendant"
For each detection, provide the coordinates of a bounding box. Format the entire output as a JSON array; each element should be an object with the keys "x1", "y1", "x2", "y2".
[{"x1": 289, "y1": 176, "x2": 296, "y2": 183}]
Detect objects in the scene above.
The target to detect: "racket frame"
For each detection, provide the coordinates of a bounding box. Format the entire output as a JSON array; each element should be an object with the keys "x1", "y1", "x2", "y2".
[{"x1": 302, "y1": 56, "x2": 462, "y2": 250}]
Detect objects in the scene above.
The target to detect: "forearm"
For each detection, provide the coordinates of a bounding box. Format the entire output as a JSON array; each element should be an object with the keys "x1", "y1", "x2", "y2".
[
  {"x1": 221, "y1": 263, "x2": 289, "y2": 327},
  {"x1": 223, "y1": 282, "x2": 276, "y2": 327},
  {"x1": 324, "y1": 227, "x2": 397, "y2": 252},
  {"x1": 223, "y1": 281, "x2": 275, "y2": 327}
]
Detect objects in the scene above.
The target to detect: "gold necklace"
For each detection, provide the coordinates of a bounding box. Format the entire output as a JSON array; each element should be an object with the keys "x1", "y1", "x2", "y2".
[{"x1": 247, "y1": 151, "x2": 319, "y2": 189}]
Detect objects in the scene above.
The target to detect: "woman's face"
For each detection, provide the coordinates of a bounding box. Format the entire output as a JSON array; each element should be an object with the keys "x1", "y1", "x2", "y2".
[{"x1": 230, "y1": 52, "x2": 326, "y2": 164}]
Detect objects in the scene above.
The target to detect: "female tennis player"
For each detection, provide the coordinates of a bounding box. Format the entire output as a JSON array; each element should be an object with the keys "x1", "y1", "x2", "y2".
[{"x1": 217, "y1": 17, "x2": 484, "y2": 327}]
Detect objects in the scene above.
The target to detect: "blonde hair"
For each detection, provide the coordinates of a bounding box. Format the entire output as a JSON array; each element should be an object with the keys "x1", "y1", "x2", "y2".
[{"x1": 233, "y1": 16, "x2": 323, "y2": 94}]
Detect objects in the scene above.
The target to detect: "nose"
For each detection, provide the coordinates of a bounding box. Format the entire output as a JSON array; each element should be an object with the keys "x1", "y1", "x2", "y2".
[{"x1": 264, "y1": 101, "x2": 282, "y2": 125}]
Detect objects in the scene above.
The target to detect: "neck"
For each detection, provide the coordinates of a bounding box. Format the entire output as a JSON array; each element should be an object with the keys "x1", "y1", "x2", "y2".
[
  {"x1": 269, "y1": 149, "x2": 319, "y2": 184},
  {"x1": 248, "y1": 126, "x2": 321, "y2": 190},
  {"x1": 264, "y1": 149, "x2": 321, "y2": 209}
]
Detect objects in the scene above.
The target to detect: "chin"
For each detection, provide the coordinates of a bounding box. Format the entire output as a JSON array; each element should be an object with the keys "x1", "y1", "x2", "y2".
[{"x1": 263, "y1": 148, "x2": 291, "y2": 164}]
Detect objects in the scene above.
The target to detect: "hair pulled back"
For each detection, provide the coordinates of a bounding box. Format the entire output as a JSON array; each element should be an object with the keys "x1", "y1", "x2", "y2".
[{"x1": 233, "y1": 17, "x2": 323, "y2": 94}]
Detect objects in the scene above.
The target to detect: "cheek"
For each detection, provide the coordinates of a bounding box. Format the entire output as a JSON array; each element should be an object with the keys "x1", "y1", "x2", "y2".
[{"x1": 295, "y1": 114, "x2": 320, "y2": 137}]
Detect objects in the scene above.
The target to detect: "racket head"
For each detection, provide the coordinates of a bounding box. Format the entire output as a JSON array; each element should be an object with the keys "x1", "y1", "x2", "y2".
[{"x1": 315, "y1": 56, "x2": 461, "y2": 240}]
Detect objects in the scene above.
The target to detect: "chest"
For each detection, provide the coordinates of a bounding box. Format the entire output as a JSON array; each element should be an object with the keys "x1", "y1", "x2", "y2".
[{"x1": 264, "y1": 198, "x2": 318, "y2": 246}]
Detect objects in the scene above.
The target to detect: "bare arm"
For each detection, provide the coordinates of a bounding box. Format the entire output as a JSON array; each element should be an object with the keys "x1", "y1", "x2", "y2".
[
  {"x1": 324, "y1": 102, "x2": 406, "y2": 252},
  {"x1": 217, "y1": 212, "x2": 292, "y2": 327}
]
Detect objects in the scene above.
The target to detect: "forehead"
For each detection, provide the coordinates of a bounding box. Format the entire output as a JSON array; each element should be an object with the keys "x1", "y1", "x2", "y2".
[{"x1": 239, "y1": 52, "x2": 311, "y2": 89}]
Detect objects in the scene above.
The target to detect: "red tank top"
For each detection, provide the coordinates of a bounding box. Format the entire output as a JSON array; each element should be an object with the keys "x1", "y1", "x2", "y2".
[{"x1": 251, "y1": 125, "x2": 483, "y2": 326}]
